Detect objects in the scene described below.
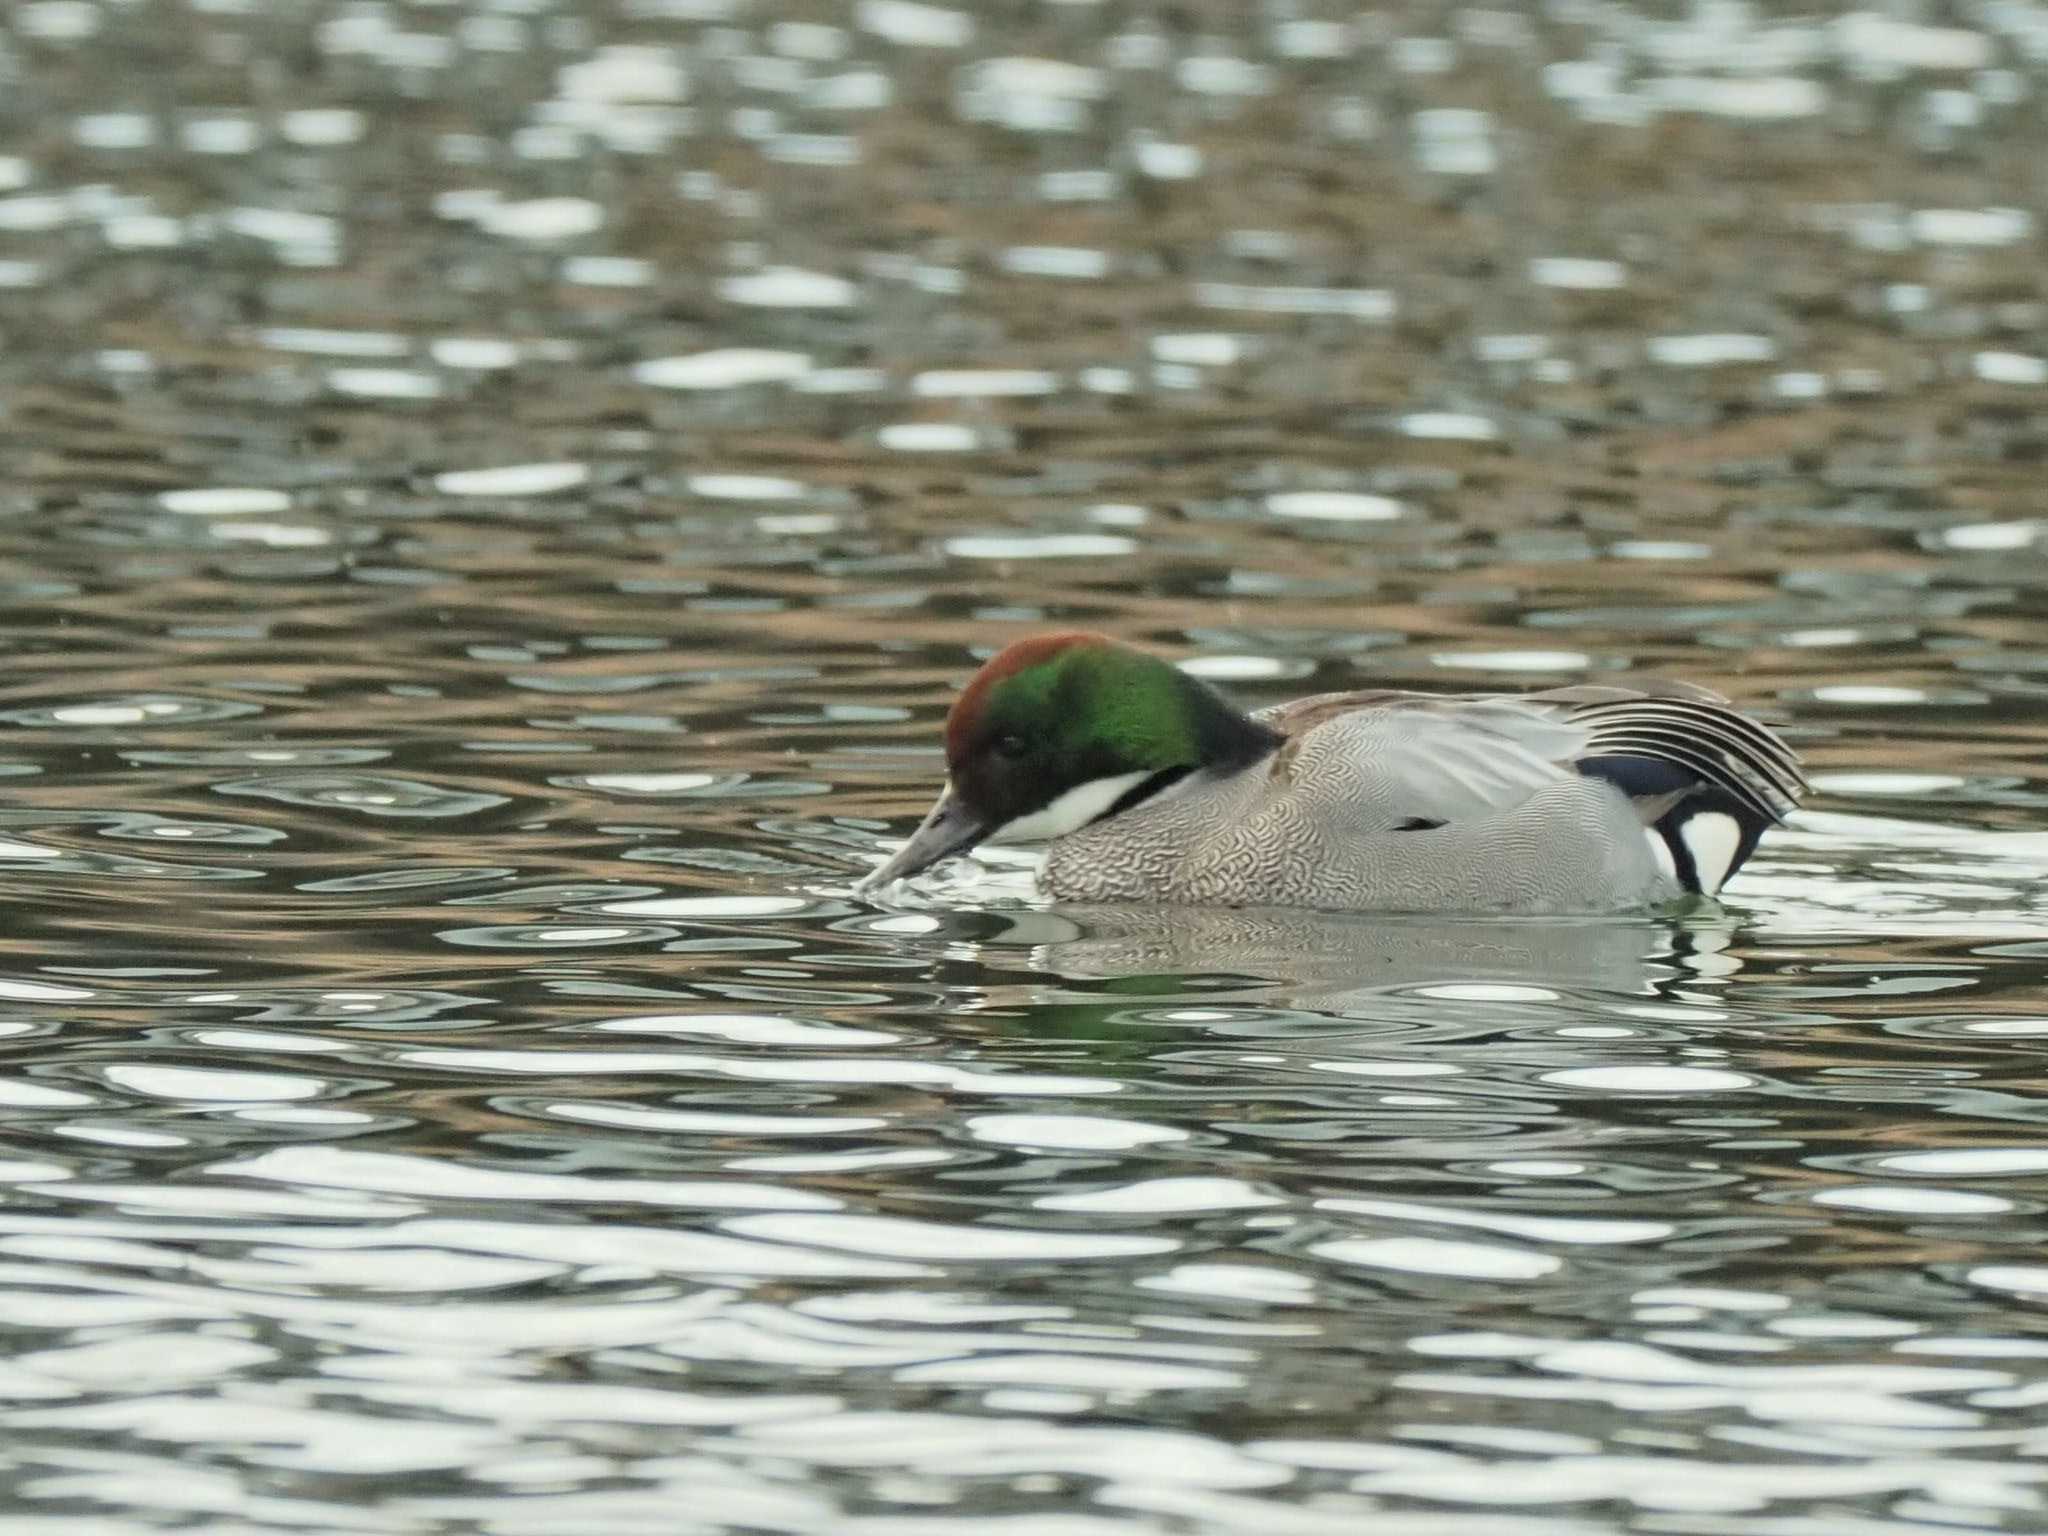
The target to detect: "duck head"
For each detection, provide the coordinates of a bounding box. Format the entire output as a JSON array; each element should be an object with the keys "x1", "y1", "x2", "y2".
[{"x1": 857, "y1": 632, "x2": 1280, "y2": 891}]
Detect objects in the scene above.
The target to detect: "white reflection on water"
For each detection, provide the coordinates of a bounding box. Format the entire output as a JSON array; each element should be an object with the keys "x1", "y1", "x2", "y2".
[
  {"x1": 1037, "y1": 1176, "x2": 1280, "y2": 1214},
  {"x1": 965, "y1": 1113, "x2": 1184, "y2": 1149},
  {"x1": 593, "y1": 1011, "x2": 897, "y2": 1045},
  {"x1": 433, "y1": 461, "x2": 591, "y2": 497},
  {"x1": 1265, "y1": 490, "x2": 1404, "y2": 521},
  {"x1": 718, "y1": 268, "x2": 860, "y2": 309},
  {"x1": 1539, "y1": 1065, "x2": 1755, "y2": 1093},
  {"x1": 158, "y1": 487, "x2": 291, "y2": 516},
  {"x1": 633, "y1": 348, "x2": 813, "y2": 389},
  {"x1": 876, "y1": 422, "x2": 985, "y2": 452}
]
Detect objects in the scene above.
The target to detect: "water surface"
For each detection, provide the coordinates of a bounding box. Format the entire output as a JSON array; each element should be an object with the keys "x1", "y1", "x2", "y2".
[{"x1": 3, "y1": 2, "x2": 2048, "y2": 1532}]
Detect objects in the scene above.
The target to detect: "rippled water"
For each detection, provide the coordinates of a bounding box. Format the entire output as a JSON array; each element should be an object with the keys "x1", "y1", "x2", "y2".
[{"x1": 5, "y1": 2, "x2": 2048, "y2": 1532}]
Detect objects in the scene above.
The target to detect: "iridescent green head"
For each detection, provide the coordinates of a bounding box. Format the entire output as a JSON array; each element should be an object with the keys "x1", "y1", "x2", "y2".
[{"x1": 858, "y1": 633, "x2": 1279, "y2": 890}]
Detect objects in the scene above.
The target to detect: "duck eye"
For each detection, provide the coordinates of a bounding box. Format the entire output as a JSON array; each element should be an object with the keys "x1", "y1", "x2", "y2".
[{"x1": 991, "y1": 732, "x2": 1027, "y2": 760}]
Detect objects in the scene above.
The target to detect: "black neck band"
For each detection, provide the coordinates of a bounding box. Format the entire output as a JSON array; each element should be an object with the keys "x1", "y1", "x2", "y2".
[{"x1": 1100, "y1": 764, "x2": 1195, "y2": 821}]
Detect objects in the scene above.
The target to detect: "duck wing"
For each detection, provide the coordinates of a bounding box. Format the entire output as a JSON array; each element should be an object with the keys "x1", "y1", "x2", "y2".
[
  {"x1": 1257, "y1": 682, "x2": 1806, "y2": 893},
  {"x1": 1259, "y1": 690, "x2": 1589, "y2": 822}
]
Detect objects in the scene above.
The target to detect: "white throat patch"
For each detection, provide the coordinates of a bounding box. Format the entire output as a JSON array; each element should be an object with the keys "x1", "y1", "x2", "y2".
[{"x1": 986, "y1": 769, "x2": 1155, "y2": 846}]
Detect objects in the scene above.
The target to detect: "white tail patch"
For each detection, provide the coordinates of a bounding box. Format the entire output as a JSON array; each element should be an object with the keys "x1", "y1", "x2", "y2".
[
  {"x1": 1680, "y1": 810, "x2": 1743, "y2": 895},
  {"x1": 988, "y1": 770, "x2": 1153, "y2": 846}
]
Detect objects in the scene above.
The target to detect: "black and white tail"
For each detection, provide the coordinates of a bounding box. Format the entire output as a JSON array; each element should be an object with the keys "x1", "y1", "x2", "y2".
[{"x1": 1571, "y1": 695, "x2": 1807, "y2": 897}]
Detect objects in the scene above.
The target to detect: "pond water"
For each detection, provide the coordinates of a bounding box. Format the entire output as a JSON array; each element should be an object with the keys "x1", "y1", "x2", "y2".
[{"x1": 3, "y1": 2, "x2": 2048, "y2": 1532}]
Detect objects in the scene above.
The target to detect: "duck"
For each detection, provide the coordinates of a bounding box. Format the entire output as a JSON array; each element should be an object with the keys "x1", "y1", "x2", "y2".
[{"x1": 856, "y1": 633, "x2": 1807, "y2": 913}]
